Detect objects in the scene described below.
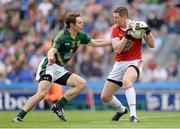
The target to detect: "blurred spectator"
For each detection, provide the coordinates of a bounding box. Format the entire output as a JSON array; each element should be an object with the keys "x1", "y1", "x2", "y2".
[
  {"x1": 151, "y1": 29, "x2": 163, "y2": 52},
  {"x1": 174, "y1": 45, "x2": 180, "y2": 59},
  {"x1": 7, "y1": 61, "x2": 19, "y2": 81},
  {"x1": 25, "y1": 44, "x2": 35, "y2": 60},
  {"x1": 90, "y1": 60, "x2": 103, "y2": 78},
  {"x1": 94, "y1": 14, "x2": 109, "y2": 31},
  {"x1": 29, "y1": 47, "x2": 44, "y2": 72},
  {"x1": 140, "y1": 65, "x2": 154, "y2": 82},
  {"x1": 38, "y1": 0, "x2": 53, "y2": 16},
  {"x1": 0, "y1": 60, "x2": 6, "y2": 81},
  {"x1": 167, "y1": 59, "x2": 178, "y2": 80},
  {"x1": 153, "y1": 64, "x2": 168, "y2": 82},
  {"x1": 0, "y1": 17, "x2": 6, "y2": 43},
  {"x1": 140, "y1": 57, "x2": 157, "y2": 82},
  {"x1": 163, "y1": 0, "x2": 180, "y2": 33},
  {"x1": 47, "y1": 9, "x2": 56, "y2": 30},
  {"x1": 85, "y1": 0, "x2": 102, "y2": 19},
  {"x1": 147, "y1": 10, "x2": 164, "y2": 30},
  {"x1": 11, "y1": 40, "x2": 25, "y2": 63},
  {"x1": 163, "y1": 0, "x2": 179, "y2": 23},
  {"x1": 18, "y1": 61, "x2": 34, "y2": 82},
  {"x1": 0, "y1": 0, "x2": 179, "y2": 83},
  {"x1": 83, "y1": 15, "x2": 94, "y2": 33},
  {"x1": 80, "y1": 51, "x2": 92, "y2": 78}
]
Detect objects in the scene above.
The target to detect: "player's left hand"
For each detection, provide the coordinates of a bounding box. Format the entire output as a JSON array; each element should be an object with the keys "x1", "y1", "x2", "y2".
[
  {"x1": 144, "y1": 26, "x2": 151, "y2": 35},
  {"x1": 134, "y1": 21, "x2": 151, "y2": 35}
]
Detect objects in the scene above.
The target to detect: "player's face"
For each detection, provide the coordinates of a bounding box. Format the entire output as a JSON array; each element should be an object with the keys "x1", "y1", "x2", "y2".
[
  {"x1": 113, "y1": 13, "x2": 126, "y2": 27},
  {"x1": 73, "y1": 16, "x2": 84, "y2": 32}
]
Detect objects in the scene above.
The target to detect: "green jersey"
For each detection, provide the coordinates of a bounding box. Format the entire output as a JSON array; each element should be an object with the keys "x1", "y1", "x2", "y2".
[{"x1": 51, "y1": 28, "x2": 91, "y2": 66}]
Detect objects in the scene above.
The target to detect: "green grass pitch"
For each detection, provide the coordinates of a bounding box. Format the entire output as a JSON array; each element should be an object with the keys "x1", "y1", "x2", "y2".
[{"x1": 0, "y1": 110, "x2": 180, "y2": 128}]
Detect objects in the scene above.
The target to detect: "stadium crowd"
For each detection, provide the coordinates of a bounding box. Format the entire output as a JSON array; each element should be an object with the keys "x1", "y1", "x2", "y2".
[{"x1": 0, "y1": 0, "x2": 180, "y2": 84}]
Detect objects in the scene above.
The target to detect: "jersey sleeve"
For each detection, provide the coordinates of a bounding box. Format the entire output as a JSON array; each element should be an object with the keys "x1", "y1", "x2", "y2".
[
  {"x1": 80, "y1": 32, "x2": 91, "y2": 44},
  {"x1": 51, "y1": 38, "x2": 63, "y2": 49}
]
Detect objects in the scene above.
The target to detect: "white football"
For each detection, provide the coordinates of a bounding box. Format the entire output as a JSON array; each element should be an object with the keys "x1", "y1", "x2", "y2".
[
  {"x1": 130, "y1": 29, "x2": 145, "y2": 39},
  {"x1": 130, "y1": 21, "x2": 147, "y2": 39}
]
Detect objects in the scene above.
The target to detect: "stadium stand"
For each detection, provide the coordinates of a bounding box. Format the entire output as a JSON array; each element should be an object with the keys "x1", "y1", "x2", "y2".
[
  {"x1": 0, "y1": 0, "x2": 180, "y2": 111},
  {"x1": 0, "y1": 0, "x2": 179, "y2": 83}
]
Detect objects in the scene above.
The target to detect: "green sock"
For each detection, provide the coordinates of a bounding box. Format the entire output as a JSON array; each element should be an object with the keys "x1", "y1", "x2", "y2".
[
  {"x1": 17, "y1": 110, "x2": 27, "y2": 119},
  {"x1": 55, "y1": 97, "x2": 68, "y2": 109}
]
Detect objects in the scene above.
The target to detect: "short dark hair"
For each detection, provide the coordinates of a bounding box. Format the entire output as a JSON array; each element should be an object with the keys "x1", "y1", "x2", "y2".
[
  {"x1": 113, "y1": 7, "x2": 128, "y2": 17},
  {"x1": 65, "y1": 13, "x2": 80, "y2": 28}
]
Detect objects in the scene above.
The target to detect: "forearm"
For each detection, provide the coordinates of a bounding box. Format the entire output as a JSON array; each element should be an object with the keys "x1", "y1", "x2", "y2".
[
  {"x1": 112, "y1": 37, "x2": 128, "y2": 53},
  {"x1": 47, "y1": 48, "x2": 57, "y2": 65},
  {"x1": 47, "y1": 48, "x2": 57, "y2": 59},
  {"x1": 144, "y1": 33, "x2": 155, "y2": 48},
  {"x1": 88, "y1": 39, "x2": 112, "y2": 47}
]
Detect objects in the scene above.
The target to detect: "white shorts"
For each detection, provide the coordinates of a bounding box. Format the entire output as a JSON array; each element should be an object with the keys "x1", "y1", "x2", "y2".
[
  {"x1": 35, "y1": 57, "x2": 69, "y2": 82},
  {"x1": 107, "y1": 59, "x2": 143, "y2": 83}
]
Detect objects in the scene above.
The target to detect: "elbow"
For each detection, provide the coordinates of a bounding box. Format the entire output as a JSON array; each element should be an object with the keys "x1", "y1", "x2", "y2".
[
  {"x1": 151, "y1": 45, "x2": 155, "y2": 48},
  {"x1": 150, "y1": 41, "x2": 155, "y2": 48},
  {"x1": 113, "y1": 47, "x2": 122, "y2": 53},
  {"x1": 149, "y1": 43, "x2": 155, "y2": 48},
  {"x1": 114, "y1": 49, "x2": 119, "y2": 53},
  {"x1": 112, "y1": 45, "x2": 118, "y2": 53},
  {"x1": 147, "y1": 40, "x2": 155, "y2": 48}
]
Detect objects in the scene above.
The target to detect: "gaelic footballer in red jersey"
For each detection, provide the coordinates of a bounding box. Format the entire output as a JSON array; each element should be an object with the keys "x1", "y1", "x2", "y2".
[
  {"x1": 111, "y1": 23, "x2": 142, "y2": 61},
  {"x1": 101, "y1": 7, "x2": 155, "y2": 123}
]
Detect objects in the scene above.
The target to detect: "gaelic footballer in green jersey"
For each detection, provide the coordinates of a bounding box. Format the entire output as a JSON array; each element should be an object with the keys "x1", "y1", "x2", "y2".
[
  {"x1": 13, "y1": 13, "x2": 112, "y2": 122},
  {"x1": 51, "y1": 28, "x2": 91, "y2": 66}
]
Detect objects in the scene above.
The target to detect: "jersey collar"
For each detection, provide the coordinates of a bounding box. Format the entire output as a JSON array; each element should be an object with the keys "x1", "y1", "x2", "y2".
[
  {"x1": 64, "y1": 28, "x2": 71, "y2": 36},
  {"x1": 64, "y1": 28, "x2": 79, "y2": 39}
]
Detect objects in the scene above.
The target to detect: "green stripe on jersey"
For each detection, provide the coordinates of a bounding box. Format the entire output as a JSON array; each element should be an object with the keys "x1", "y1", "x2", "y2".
[
  {"x1": 56, "y1": 53, "x2": 64, "y2": 66},
  {"x1": 53, "y1": 30, "x2": 64, "y2": 43},
  {"x1": 39, "y1": 58, "x2": 48, "y2": 77}
]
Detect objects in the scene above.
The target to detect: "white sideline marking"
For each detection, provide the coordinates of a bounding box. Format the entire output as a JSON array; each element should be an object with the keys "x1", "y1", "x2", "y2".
[
  {"x1": 141, "y1": 113, "x2": 180, "y2": 119},
  {"x1": 1, "y1": 128, "x2": 179, "y2": 129}
]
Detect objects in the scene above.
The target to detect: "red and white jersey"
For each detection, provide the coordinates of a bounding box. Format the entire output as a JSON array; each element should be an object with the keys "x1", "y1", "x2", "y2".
[{"x1": 111, "y1": 24, "x2": 142, "y2": 61}]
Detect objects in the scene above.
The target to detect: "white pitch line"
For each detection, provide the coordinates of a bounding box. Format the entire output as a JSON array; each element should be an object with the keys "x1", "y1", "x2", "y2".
[
  {"x1": 140, "y1": 113, "x2": 180, "y2": 119},
  {"x1": 1, "y1": 128, "x2": 180, "y2": 129}
]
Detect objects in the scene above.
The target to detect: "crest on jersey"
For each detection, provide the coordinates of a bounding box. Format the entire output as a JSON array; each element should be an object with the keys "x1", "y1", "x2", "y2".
[{"x1": 65, "y1": 42, "x2": 70, "y2": 46}]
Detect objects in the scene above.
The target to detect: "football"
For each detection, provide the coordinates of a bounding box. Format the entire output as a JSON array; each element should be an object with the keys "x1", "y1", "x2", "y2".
[
  {"x1": 130, "y1": 29, "x2": 145, "y2": 39},
  {"x1": 130, "y1": 21, "x2": 147, "y2": 39}
]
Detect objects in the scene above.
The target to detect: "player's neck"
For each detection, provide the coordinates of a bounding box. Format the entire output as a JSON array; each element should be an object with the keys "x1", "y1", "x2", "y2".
[
  {"x1": 68, "y1": 28, "x2": 78, "y2": 39},
  {"x1": 124, "y1": 18, "x2": 129, "y2": 29},
  {"x1": 120, "y1": 19, "x2": 129, "y2": 30}
]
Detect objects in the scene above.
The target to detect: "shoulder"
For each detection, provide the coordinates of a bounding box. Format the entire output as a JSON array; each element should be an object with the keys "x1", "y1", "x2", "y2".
[
  {"x1": 111, "y1": 25, "x2": 119, "y2": 31},
  {"x1": 78, "y1": 31, "x2": 90, "y2": 39},
  {"x1": 78, "y1": 31, "x2": 88, "y2": 36},
  {"x1": 111, "y1": 25, "x2": 122, "y2": 35},
  {"x1": 54, "y1": 30, "x2": 65, "y2": 42},
  {"x1": 78, "y1": 31, "x2": 91, "y2": 44}
]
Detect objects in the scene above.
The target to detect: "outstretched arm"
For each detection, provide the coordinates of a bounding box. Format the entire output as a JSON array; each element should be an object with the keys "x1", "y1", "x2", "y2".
[
  {"x1": 111, "y1": 37, "x2": 128, "y2": 53},
  {"x1": 112, "y1": 30, "x2": 131, "y2": 53},
  {"x1": 47, "y1": 48, "x2": 57, "y2": 65},
  {"x1": 143, "y1": 33, "x2": 155, "y2": 48},
  {"x1": 87, "y1": 39, "x2": 112, "y2": 47}
]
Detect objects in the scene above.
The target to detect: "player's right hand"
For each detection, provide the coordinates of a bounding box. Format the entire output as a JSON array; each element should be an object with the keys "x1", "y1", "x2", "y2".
[
  {"x1": 112, "y1": 37, "x2": 119, "y2": 43},
  {"x1": 48, "y1": 58, "x2": 55, "y2": 65},
  {"x1": 124, "y1": 28, "x2": 131, "y2": 39}
]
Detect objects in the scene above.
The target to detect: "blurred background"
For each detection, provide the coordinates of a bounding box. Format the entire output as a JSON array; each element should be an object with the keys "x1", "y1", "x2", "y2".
[{"x1": 0, "y1": 0, "x2": 180, "y2": 111}]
